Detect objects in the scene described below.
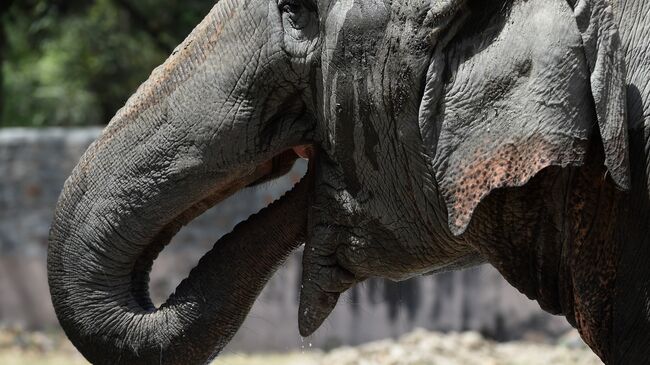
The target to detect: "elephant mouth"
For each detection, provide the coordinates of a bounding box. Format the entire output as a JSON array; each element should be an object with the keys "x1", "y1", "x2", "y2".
[
  {"x1": 177, "y1": 144, "x2": 314, "y2": 228},
  {"x1": 247, "y1": 145, "x2": 312, "y2": 188},
  {"x1": 185, "y1": 143, "x2": 313, "y2": 227}
]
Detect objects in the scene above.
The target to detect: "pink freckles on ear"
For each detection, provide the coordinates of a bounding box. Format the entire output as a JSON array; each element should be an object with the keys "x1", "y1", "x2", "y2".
[{"x1": 446, "y1": 137, "x2": 565, "y2": 233}]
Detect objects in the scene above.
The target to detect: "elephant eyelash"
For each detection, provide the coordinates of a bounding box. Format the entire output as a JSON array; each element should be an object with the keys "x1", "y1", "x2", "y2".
[
  {"x1": 278, "y1": 0, "x2": 300, "y2": 14},
  {"x1": 279, "y1": 0, "x2": 318, "y2": 32},
  {"x1": 278, "y1": 0, "x2": 318, "y2": 16}
]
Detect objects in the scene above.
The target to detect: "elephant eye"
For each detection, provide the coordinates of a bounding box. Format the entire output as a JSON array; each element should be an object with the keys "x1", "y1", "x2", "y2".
[
  {"x1": 278, "y1": 0, "x2": 315, "y2": 31},
  {"x1": 280, "y1": 0, "x2": 300, "y2": 14}
]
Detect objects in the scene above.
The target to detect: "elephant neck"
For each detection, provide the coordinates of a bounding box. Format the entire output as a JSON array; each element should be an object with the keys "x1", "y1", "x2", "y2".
[{"x1": 465, "y1": 139, "x2": 622, "y2": 363}]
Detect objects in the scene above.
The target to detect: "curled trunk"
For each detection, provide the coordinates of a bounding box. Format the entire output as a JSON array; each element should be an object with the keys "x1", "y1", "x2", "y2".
[
  {"x1": 49, "y1": 168, "x2": 310, "y2": 364},
  {"x1": 48, "y1": 1, "x2": 313, "y2": 363}
]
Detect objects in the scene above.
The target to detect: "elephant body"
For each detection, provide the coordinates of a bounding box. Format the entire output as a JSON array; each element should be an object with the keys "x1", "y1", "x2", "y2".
[{"x1": 47, "y1": 0, "x2": 650, "y2": 364}]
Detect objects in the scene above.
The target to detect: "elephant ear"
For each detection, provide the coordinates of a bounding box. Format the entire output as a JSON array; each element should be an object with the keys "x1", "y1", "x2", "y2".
[
  {"x1": 569, "y1": 0, "x2": 630, "y2": 188},
  {"x1": 420, "y1": 0, "x2": 629, "y2": 236}
]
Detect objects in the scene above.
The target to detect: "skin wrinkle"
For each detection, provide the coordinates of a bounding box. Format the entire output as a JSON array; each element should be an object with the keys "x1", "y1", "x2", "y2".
[{"x1": 386, "y1": 10, "x2": 436, "y2": 239}]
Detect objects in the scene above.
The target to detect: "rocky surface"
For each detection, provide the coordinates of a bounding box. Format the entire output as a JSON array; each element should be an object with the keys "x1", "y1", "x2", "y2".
[
  {"x1": 313, "y1": 329, "x2": 603, "y2": 365},
  {"x1": 212, "y1": 329, "x2": 603, "y2": 365}
]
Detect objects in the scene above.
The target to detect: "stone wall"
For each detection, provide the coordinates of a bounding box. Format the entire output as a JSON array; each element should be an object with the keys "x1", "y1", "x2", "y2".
[{"x1": 0, "y1": 128, "x2": 570, "y2": 352}]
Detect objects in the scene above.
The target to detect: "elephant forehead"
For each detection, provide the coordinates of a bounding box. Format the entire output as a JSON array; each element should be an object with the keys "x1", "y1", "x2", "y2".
[
  {"x1": 321, "y1": 0, "x2": 455, "y2": 56},
  {"x1": 322, "y1": 0, "x2": 389, "y2": 61},
  {"x1": 320, "y1": 0, "x2": 453, "y2": 113}
]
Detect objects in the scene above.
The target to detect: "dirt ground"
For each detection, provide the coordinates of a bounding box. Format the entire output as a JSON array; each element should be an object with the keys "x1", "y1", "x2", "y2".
[{"x1": 0, "y1": 327, "x2": 603, "y2": 365}]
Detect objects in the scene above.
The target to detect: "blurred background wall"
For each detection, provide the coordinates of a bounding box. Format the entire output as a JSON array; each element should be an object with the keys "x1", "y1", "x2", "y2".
[{"x1": 0, "y1": 0, "x2": 571, "y2": 354}]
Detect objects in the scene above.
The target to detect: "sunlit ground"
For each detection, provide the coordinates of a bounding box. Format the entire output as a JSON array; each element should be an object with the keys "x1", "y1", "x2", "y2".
[
  {"x1": 0, "y1": 327, "x2": 603, "y2": 365},
  {"x1": 0, "y1": 351, "x2": 318, "y2": 365},
  {"x1": 0, "y1": 350, "x2": 88, "y2": 365},
  {"x1": 212, "y1": 354, "x2": 318, "y2": 365},
  {"x1": 0, "y1": 327, "x2": 315, "y2": 365}
]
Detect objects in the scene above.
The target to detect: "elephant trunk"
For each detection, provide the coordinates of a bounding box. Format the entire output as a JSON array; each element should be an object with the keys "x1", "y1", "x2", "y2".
[
  {"x1": 48, "y1": 1, "x2": 312, "y2": 364},
  {"x1": 49, "y1": 173, "x2": 310, "y2": 365}
]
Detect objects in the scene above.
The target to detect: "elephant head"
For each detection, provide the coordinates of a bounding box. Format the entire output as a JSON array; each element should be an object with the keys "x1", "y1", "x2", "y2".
[{"x1": 48, "y1": 0, "x2": 631, "y2": 364}]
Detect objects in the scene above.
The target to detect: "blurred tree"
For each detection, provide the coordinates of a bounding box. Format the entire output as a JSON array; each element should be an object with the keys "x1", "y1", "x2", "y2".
[
  {"x1": 0, "y1": 0, "x2": 15, "y2": 120},
  {"x1": 1, "y1": 0, "x2": 216, "y2": 127}
]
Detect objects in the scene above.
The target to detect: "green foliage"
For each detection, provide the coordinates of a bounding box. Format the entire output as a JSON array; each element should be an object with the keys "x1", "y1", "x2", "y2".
[{"x1": 1, "y1": 0, "x2": 215, "y2": 127}]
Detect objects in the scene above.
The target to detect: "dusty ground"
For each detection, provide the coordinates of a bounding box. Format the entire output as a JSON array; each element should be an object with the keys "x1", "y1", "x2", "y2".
[{"x1": 0, "y1": 327, "x2": 602, "y2": 365}]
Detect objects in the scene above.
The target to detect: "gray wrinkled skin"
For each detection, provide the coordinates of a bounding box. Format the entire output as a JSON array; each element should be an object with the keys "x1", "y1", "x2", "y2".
[{"x1": 47, "y1": 0, "x2": 650, "y2": 364}]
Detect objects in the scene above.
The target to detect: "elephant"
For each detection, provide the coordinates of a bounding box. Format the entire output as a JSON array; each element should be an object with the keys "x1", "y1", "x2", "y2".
[{"x1": 47, "y1": 0, "x2": 650, "y2": 363}]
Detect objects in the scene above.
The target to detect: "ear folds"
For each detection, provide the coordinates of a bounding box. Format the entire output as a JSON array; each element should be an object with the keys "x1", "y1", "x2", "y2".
[
  {"x1": 569, "y1": 0, "x2": 630, "y2": 189},
  {"x1": 421, "y1": 0, "x2": 628, "y2": 235}
]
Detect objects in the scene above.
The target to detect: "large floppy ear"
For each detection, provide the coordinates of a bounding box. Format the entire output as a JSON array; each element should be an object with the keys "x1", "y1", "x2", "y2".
[
  {"x1": 568, "y1": 0, "x2": 630, "y2": 188},
  {"x1": 419, "y1": 0, "x2": 629, "y2": 235}
]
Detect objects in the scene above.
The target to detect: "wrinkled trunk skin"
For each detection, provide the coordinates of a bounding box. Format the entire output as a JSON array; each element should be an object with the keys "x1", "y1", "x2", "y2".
[
  {"x1": 50, "y1": 175, "x2": 309, "y2": 365},
  {"x1": 611, "y1": 0, "x2": 650, "y2": 363},
  {"x1": 47, "y1": 1, "x2": 311, "y2": 364}
]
